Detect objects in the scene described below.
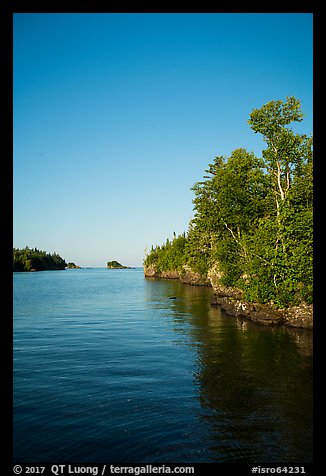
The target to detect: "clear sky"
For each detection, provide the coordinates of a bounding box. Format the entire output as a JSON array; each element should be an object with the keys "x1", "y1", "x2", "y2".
[{"x1": 13, "y1": 13, "x2": 313, "y2": 267}]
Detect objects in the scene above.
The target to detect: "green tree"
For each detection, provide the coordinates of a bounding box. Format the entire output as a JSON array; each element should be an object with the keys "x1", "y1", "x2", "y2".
[
  {"x1": 144, "y1": 234, "x2": 187, "y2": 273},
  {"x1": 144, "y1": 97, "x2": 312, "y2": 307},
  {"x1": 190, "y1": 148, "x2": 268, "y2": 284},
  {"x1": 248, "y1": 96, "x2": 307, "y2": 214},
  {"x1": 245, "y1": 97, "x2": 313, "y2": 306},
  {"x1": 13, "y1": 247, "x2": 66, "y2": 272}
]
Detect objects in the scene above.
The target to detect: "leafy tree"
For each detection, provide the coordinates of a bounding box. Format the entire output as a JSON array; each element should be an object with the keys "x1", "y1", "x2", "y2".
[
  {"x1": 248, "y1": 96, "x2": 307, "y2": 214},
  {"x1": 246, "y1": 97, "x2": 313, "y2": 306},
  {"x1": 189, "y1": 148, "x2": 269, "y2": 284},
  {"x1": 144, "y1": 97, "x2": 313, "y2": 308}
]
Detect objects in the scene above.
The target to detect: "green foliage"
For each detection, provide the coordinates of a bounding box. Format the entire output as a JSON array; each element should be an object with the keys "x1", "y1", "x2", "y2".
[
  {"x1": 212, "y1": 236, "x2": 243, "y2": 287},
  {"x1": 144, "y1": 233, "x2": 187, "y2": 273},
  {"x1": 13, "y1": 247, "x2": 66, "y2": 272},
  {"x1": 144, "y1": 97, "x2": 313, "y2": 308},
  {"x1": 184, "y1": 226, "x2": 212, "y2": 277},
  {"x1": 248, "y1": 96, "x2": 304, "y2": 139},
  {"x1": 107, "y1": 260, "x2": 128, "y2": 268},
  {"x1": 189, "y1": 148, "x2": 270, "y2": 286}
]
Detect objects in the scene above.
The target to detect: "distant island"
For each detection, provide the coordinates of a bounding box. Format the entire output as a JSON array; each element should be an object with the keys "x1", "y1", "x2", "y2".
[
  {"x1": 66, "y1": 262, "x2": 82, "y2": 269},
  {"x1": 107, "y1": 260, "x2": 131, "y2": 269},
  {"x1": 13, "y1": 247, "x2": 66, "y2": 272}
]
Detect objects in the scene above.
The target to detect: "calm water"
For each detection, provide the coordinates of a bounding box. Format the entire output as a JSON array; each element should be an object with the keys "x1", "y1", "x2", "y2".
[{"x1": 13, "y1": 268, "x2": 313, "y2": 463}]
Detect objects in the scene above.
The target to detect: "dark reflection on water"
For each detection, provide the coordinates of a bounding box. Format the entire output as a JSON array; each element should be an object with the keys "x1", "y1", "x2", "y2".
[
  {"x1": 14, "y1": 270, "x2": 312, "y2": 463},
  {"x1": 195, "y1": 315, "x2": 312, "y2": 463},
  {"x1": 146, "y1": 278, "x2": 313, "y2": 463}
]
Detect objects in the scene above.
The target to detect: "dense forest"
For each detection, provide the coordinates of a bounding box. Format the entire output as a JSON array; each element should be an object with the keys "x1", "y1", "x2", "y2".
[
  {"x1": 13, "y1": 247, "x2": 67, "y2": 271},
  {"x1": 144, "y1": 97, "x2": 313, "y2": 308}
]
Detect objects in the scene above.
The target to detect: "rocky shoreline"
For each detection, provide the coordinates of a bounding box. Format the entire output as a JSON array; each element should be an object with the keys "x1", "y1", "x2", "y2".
[
  {"x1": 144, "y1": 265, "x2": 313, "y2": 330},
  {"x1": 211, "y1": 290, "x2": 313, "y2": 329}
]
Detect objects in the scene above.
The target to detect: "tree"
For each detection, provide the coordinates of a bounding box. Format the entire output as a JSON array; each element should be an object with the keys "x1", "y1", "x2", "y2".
[
  {"x1": 143, "y1": 233, "x2": 187, "y2": 273},
  {"x1": 246, "y1": 97, "x2": 313, "y2": 305},
  {"x1": 144, "y1": 97, "x2": 313, "y2": 307},
  {"x1": 13, "y1": 247, "x2": 66, "y2": 271},
  {"x1": 248, "y1": 96, "x2": 307, "y2": 215},
  {"x1": 189, "y1": 148, "x2": 268, "y2": 283}
]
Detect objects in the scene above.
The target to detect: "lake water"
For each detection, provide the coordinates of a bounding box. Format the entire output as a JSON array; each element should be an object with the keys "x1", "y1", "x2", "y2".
[{"x1": 13, "y1": 268, "x2": 313, "y2": 463}]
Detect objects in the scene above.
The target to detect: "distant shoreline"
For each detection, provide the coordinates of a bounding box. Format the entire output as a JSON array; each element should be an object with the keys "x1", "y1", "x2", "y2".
[{"x1": 13, "y1": 266, "x2": 143, "y2": 272}]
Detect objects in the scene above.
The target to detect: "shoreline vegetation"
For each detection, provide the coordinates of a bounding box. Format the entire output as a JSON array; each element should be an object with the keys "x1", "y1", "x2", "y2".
[
  {"x1": 13, "y1": 247, "x2": 67, "y2": 272},
  {"x1": 12, "y1": 250, "x2": 134, "y2": 272},
  {"x1": 13, "y1": 248, "x2": 83, "y2": 271},
  {"x1": 143, "y1": 98, "x2": 313, "y2": 330},
  {"x1": 66, "y1": 262, "x2": 82, "y2": 269},
  {"x1": 107, "y1": 260, "x2": 132, "y2": 269}
]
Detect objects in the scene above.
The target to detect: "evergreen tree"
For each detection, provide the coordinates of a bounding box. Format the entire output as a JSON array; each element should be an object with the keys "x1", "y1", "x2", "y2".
[{"x1": 13, "y1": 247, "x2": 66, "y2": 271}]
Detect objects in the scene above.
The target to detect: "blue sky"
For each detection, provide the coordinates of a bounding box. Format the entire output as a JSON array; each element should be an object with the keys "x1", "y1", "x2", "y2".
[{"x1": 13, "y1": 13, "x2": 313, "y2": 267}]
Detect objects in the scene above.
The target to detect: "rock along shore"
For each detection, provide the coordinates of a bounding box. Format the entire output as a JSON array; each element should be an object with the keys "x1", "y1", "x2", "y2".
[{"x1": 144, "y1": 265, "x2": 313, "y2": 330}]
